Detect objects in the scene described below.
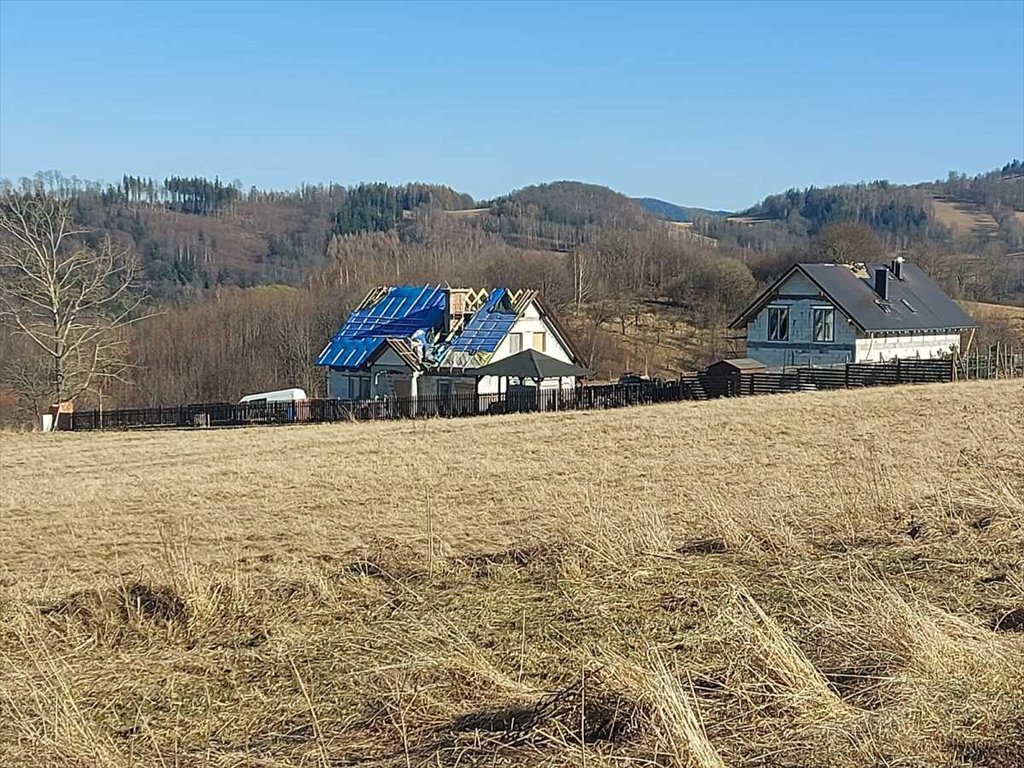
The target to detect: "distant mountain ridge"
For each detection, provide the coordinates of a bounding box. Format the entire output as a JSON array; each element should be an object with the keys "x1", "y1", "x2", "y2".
[{"x1": 634, "y1": 197, "x2": 731, "y2": 222}]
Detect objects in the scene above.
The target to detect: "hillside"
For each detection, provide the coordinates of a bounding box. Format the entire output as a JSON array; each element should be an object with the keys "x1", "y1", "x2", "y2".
[
  {"x1": 6, "y1": 165, "x2": 1021, "y2": 302},
  {"x1": 2, "y1": 380, "x2": 1022, "y2": 767},
  {"x1": 930, "y1": 195, "x2": 1001, "y2": 238},
  {"x1": 634, "y1": 197, "x2": 731, "y2": 222},
  {"x1": 715, "y1": 161, "x2": 1024, "y2": 248},
  {"x1": 487, "y1": 180, "x2": 652, "y2": 232}
]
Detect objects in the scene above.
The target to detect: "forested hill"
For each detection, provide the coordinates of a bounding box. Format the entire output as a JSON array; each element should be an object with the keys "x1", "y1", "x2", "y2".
[
  {"x1": 712, "y1": 160, "x2": 1024, "y2": 245},
  {"x1": 2, "y1": 163, "x2": 1022, "y2": 306},
  {"x1": 490, "y1": 181, "x2": 649, "y2": 228},
  {"x1": 1, "y1": 174, "x2": 478, "y2": 299},
  {"x1": 634, "y1": 197, "x2": 731, "y2": 222}
]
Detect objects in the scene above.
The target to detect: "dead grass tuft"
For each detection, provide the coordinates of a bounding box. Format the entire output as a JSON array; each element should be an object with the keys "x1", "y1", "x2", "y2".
[
  {"x1": 41, "y1": 581, "x2": 188, "y2": 635},
  {"x1": 529, "y1": 668, "x2": 644, "y2": 746},
  {"x1": 343, "y1": 535, "x2": 429, "y2": 581}
]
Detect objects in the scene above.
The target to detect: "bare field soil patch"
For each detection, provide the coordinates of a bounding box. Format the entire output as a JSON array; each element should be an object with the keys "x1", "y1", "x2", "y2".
[{"x1": 1, "y1": 381, "x2": 1023, "y2": 766}]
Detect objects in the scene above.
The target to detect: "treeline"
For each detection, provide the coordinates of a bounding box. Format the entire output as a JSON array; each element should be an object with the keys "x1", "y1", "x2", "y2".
[
  {"x1": 329, "y1": 182, "x2": 474, "y2": 236},
  {"x1": 5, "y1": 167, "x2": 1019, "y2": 305},
  {"x1": 926, "y1": 161, "x2": 1024, "y2": 212},
  {"x1": 739, "y1": 182, "x2": 934, "y2": 238},
  {"x1": 489, "y1": 181, "x2": 650, "y2": 229},
  {"x1": 697, "y1": 161, "x2": 1024, "y2": 254},
  {"x1": 0, "y1": 173, "x2": 481, "y2": 300},
  {"x1": 122, "y1": 285, "x2": 354, "y2": 407},
  {"x1": 466, "y1": 182, "x2": 657, "y2": 256},
  {"x1": 106, "y1": 175, "x2": 242, "y2": 215}
]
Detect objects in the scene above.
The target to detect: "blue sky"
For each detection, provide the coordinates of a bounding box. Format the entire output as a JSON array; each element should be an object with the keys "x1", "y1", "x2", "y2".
[{"x1": 1, "y1": 1, "x2": 1022, "y2": 210}]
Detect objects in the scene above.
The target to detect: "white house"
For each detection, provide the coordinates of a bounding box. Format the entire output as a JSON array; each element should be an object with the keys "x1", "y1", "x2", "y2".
[
  {"x1": 315, "y1": 285, "x2": 586, "y2": 402},
  {"x1": 729, "y1": 258, "x2": 977, "y2": 368}
]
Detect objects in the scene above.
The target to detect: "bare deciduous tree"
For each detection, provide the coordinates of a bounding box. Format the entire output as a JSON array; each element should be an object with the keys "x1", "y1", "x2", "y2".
[
  {"x1": 812, "y1": 221, "x2": 885, "y2": 263},
  {"x1": 0, "y1": 195, "x2": 151, "y2": 403}
]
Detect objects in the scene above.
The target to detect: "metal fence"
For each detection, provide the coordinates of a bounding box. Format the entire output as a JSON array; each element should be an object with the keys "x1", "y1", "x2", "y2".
[{"x1": 68, "y1": 358, "x2": 961, "y2": 432}]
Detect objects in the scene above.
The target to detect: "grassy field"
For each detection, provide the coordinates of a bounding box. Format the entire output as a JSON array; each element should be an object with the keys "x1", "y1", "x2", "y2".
[
  {"x1": 929, "y1": 195, "x2": 1000, "y2": 238},
  {"x1": 960, "y1": 300, "x2": 1024, "y2": 346},
  {"x1": 1, "y1": 381, "x2": 1023, "y2": 767},
  {"x1": 961, "y1": 300, "x2": 1024, "y2": 327}
]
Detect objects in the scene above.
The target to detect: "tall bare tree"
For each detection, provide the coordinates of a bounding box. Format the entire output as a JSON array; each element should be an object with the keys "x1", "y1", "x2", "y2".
[
  {"x1": 0, "y1": 195, "x2": 151, "y2": 403},
  {"x1": 812, "y1": 221, "x2": 885, "y2": 263}
]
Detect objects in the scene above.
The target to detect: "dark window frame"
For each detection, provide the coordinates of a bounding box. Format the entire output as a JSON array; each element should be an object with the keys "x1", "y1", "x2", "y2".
[
  {"x1": 767, "y1": 306, "x2": 790, "y2": 342},
  {"x1": 812, "y1": 307, "x2": 835, "y2": 343}
]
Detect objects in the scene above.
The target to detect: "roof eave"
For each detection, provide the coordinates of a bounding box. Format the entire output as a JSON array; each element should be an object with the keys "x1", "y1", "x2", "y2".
[{"x1": 861, "y1": 323, "x2": 977, "y2": 334}]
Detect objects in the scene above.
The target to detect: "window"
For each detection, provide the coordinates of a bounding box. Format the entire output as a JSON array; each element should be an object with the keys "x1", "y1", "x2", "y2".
[
  {"x1": 812, "y1": 307, "x2": 835, "y2": 342},
  {"x1": 509, "y1": 332, "x2": 523, "y2": 353},
  {"x1": 767, "y1": 306, "x2": 790, "y2": 341},
  {"x1": 900, "y1": 298, "x2": 918, "y2": 314},
  {"x1": 532, "y1": 331, "x2": 546, "y2": 352}
]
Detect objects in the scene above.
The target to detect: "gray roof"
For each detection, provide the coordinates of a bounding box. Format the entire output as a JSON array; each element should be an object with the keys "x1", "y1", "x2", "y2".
[
  {"x1": 711, "y1": 358, "x2": 766, "y2": 371},
  {"x1": 473, "y1": 349, "x2": 592, "y2": 380},
  {"x1": 732, "y1": 261, "x2": 977, "y2": 333}
]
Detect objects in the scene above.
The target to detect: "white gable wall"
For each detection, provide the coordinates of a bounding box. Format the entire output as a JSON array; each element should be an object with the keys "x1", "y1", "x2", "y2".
[{"x1": 476, "y1": 300, "x2": 576, "y2": 395}]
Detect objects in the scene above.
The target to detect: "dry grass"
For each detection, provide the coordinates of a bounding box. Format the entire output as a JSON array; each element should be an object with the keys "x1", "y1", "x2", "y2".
[
  {"x1": 1, "y1": 380, "x2": 1023, "y2": 766},
  {"x1": 961, "y1": 300, "x2": 1024, "y2": 320},
  {"x1": 567, "y1": 304, "x2": 719, "y2": 377},
  {"x1": 961, "y1": 299, "x2": 1024, "y2": 335},
  {"x1": 929, "y1": 195, "x2": 1000, "y2": 237},
  {"x1": 960, "y1": 301, "x2": 1024, "y2": 346}
]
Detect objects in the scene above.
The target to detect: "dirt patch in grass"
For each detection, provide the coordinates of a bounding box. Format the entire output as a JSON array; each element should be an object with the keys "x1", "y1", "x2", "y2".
[
  {"x1": 676, "y1": 537, "x2": 728, "y2": 555},
  {"x1": 342, "y1": 536, "x2": 428, "y2": 581},
  {"x1": 446, "y1": 670, "x2": 644, "y2": 748},
  {"x1": 41, "y1": 582, "x2": 188, "y2": 630}
]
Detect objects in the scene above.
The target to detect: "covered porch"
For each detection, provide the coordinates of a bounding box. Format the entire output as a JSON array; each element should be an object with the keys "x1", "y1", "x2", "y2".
[{"x1": 471, "y1": 349, "x2": 592, "y2": 414}]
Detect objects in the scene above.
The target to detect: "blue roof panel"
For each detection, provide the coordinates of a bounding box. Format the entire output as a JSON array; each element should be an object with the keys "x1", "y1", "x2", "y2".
[
  {"x1": 315, "y1": 285, "x2": 447, "y2": 368},
  {"x1": 448, "y1": 288, "x2": 518, "y2": 354}
]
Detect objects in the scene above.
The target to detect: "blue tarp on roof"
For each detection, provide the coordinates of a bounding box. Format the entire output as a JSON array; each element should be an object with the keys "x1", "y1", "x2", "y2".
[
  {"x1": 447, "y1": 288, "x2": 518, "y2": 353},
  {"x1": 315, "y1": 286, "x2": 447, "y2": 368}
]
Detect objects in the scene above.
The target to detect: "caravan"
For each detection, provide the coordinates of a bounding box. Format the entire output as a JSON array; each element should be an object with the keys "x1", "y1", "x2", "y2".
[{"x1": 237, "y1": 388, "x2": 309, "y2": 424}]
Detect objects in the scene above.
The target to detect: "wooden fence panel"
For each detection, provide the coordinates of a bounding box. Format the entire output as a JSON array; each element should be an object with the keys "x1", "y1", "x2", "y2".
[{"x1": 798, "y1": 368, "x2": 847, "y2": 390}]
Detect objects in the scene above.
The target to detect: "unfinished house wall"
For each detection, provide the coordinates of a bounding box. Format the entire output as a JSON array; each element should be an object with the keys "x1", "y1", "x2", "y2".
[{"x1": 854, "y1": 332, "x2": 962, "y2": 362}]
